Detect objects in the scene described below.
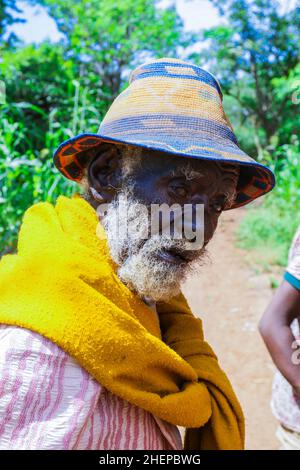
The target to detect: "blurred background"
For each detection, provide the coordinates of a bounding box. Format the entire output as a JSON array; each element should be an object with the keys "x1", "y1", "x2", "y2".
[{"x1": 0, "y1": 0, "x2": 299, "y2": 448}]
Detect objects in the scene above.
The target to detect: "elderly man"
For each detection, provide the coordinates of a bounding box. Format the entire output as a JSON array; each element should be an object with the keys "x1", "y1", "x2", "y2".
[{"x1": 0, "y1": 58, "x2": 274, "y2": 450}]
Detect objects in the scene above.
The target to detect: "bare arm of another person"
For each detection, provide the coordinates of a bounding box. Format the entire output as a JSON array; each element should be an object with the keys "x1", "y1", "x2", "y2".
[{"x1": 259, "y1": 278, "x2": 300, "y2": 397}]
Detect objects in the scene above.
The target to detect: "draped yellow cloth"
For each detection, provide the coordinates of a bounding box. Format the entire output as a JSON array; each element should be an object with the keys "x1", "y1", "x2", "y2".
[{"x1": 0, "y1": 195, "x2": 244, "y2": 449}]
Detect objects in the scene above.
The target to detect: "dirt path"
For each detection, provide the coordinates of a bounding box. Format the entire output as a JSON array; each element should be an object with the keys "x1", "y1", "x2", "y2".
[{"x1": 182, "y1": 207, "x2": 279, "y2": 450}]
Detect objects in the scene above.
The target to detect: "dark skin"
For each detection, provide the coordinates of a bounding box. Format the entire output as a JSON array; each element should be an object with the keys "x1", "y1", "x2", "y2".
[
  {"x1": 88, "y1": 144, "x2": 239, "y2": 252},
  {"x1": 259, "y1": 280, "x2": 300, "y2": 398}
]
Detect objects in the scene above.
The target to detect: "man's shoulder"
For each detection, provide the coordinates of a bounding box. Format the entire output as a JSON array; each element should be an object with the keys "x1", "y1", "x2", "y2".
[
  {"x1": 0, "y1": 324, "x2": 103, "y2": 397},
  {"x1": 0, "y1": 324, "x2": 65, "y2": 355},
  {"x1": 0, "y1": 324, "x2": 103, "y2": 450},
  {"x1": 0, "y1": 324, "x2": 101, "y2": 388}
]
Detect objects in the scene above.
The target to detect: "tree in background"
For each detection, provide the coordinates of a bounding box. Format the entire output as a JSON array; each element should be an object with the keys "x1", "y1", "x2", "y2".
[
  {"x1": 35, "y1": 0, "x2": 194, "y2": 99},
  {"x1": 1, "y1": 43, "x2": 76, "y2": 152},
  {"x1": 1, "y1": 0, "x2": 195, "y2": 151},
  {"x1": 193, "y1": 0, "x2": 300, "y2": 156},
  {"x1": 0, "y1": 0, "x2": 24, "y2": 46}
]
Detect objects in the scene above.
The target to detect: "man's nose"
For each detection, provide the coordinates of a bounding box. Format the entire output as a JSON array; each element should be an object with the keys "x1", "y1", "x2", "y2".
[
  {"x1": 188, "y1": 195, "x2": 210, "y2": 232},
  {"x1": 191, "y1": 194, "x2": 210, "y2": 211},
  {"x1": 189, "y1": 196, "x2": 217, "y2": 243},
  {"x1": 177, "y1": 200, "x2": 206, "y2": 245}
]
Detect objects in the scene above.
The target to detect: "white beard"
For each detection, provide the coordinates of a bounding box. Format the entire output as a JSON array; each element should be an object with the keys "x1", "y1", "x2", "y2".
[{"x1": 100, "y1": 192, "x2": 207, "y2": 302}]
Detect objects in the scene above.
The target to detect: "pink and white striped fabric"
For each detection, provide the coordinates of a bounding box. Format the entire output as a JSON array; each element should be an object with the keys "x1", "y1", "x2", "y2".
[{"x1": 0, "y1": 324, "x2": 183, "y2": 450}]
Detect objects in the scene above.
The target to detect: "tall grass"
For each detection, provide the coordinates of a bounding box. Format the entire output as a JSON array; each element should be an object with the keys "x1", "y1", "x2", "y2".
[
  {"x1": 0, "y1": 116, "x2": 78, "y2": 255},
  {"x1": 0, "y1": 79, "x2": 102, "y2": 255},
  {"x1": 237, "y1": 138, "x2": 300, "y2": 267}
]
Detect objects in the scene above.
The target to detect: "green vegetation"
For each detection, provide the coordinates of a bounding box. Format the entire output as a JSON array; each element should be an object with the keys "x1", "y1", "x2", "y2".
[
  {"x1": 0, "y1": 0, "x2": 299, "y2": 262},
  {"x1": 238, "y1": 139, "x2": 300, "y2": 267}
]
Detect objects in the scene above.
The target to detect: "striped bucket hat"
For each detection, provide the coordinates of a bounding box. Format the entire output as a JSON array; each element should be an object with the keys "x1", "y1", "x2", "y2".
[{"x1": 53, "y1": 57, "x2": 275, "y2": 209}]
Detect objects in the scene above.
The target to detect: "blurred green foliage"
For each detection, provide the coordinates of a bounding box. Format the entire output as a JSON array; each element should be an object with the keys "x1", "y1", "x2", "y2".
[
  {"x1": 0, "y1": 0, "x2": 24, "y2": 45},
  {"x1": 238, "y1": 137, "x2": 300, "y2": 266},
  {"x1": 194, "y1": 0, "x2": 300, "y2": 156},
  {"x1": 0, "y1": 112, "x2": 77, "y2": 254}
]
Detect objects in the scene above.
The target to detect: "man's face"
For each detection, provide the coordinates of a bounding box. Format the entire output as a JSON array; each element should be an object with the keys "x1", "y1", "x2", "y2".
[
  {"x1": 98, "y1": 148, "x2": 239, "y2": 301},
  {"x1": 128, "y1": 150, "x2": 238, "y2": 246}
]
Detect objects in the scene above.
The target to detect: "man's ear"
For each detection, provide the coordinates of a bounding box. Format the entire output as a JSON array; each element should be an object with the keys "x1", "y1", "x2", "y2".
[{"x1": 88, "y1": 144, "x2": 122, "y2": 203}]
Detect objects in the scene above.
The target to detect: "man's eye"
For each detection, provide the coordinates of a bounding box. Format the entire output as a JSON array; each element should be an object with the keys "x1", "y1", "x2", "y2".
[{"x1": 171, "y1": 186, "x2": 188, "y2": 198}]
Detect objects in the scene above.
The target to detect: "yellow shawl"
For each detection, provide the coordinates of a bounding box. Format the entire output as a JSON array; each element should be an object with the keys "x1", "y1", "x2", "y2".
[{"x1": 0, "y1": 195, "x2": 244, "y2": 449}]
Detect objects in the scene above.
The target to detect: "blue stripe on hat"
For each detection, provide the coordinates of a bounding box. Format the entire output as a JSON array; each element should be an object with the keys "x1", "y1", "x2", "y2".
[{"x1": 100, "y1": 115, "x2": 238, "y2": 144}]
